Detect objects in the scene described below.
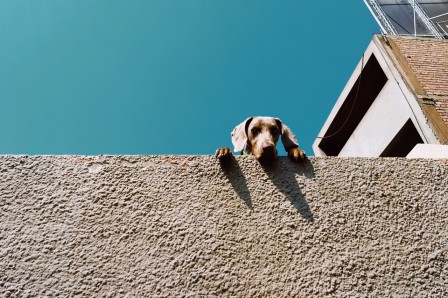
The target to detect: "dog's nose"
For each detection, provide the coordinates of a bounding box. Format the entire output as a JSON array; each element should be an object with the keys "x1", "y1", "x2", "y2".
[{"x1": 262, "y1": 142, "x2": 275, "y2": 151}]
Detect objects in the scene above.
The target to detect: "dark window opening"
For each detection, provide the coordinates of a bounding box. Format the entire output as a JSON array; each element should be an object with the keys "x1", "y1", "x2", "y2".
[
  {"x1": 319, "y1": 54, "x2": 388, "y2": 156},
  {"x1": 380, "y1": 119, "x2": 423, "y2": 157}
]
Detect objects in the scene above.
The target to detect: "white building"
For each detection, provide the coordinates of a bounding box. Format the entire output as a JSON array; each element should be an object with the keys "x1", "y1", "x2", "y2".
[{"x1": 313, "y1": 35, "x2": 448, "y2": 157}]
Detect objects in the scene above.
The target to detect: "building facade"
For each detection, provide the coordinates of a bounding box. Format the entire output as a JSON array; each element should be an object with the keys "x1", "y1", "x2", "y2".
[{"x1": 313, "y1": 35, "x2": 448, "y2": 157}]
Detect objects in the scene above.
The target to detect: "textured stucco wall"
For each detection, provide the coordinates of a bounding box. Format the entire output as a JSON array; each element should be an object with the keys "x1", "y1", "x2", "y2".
[{"x1": 1, "y1": 155, "x2": 448, "y2": 297}]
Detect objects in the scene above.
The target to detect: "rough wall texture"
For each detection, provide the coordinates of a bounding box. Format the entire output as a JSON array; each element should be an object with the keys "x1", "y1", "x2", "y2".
[{"x1": 1, "y1": 155, "x2": 448, "y2": 297}]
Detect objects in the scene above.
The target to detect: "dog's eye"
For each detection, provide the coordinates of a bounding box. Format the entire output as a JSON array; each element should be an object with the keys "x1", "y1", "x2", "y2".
[
  {"x1": 251, "y1": 127, "x2": 260, "y2": 135},
  {"x1": 271, "y1": 126, "x2": 279, "y2": 134}
]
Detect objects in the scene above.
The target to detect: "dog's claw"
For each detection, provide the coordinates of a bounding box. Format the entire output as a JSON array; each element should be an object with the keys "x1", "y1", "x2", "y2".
[
  {"x1": 215, "y1": 147, "x2": 233, "y2": 159},
  {"x1": 288, "y1": 148, "x2": 306, "y2": 162}
]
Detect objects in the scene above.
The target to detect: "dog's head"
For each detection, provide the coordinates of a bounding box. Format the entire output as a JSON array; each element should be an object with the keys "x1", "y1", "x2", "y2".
[{"x1": 231, "y1": 116, "x2": 299, "y2": 163}]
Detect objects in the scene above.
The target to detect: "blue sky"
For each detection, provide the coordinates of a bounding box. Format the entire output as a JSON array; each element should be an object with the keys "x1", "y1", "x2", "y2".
[{"x1": 0, "y1": 1, "x2": 379, "y2": 155}]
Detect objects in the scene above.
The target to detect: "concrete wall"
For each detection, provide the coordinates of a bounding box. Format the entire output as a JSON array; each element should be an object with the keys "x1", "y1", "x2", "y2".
[{"x1": 1, "y1": 155, "x2": 448, "y2": 297}]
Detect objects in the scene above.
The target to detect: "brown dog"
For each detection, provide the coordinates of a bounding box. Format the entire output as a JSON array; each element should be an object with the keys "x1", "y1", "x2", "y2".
[{"x1": 216, "y1": 116, "x2": 305, "y2": 163}]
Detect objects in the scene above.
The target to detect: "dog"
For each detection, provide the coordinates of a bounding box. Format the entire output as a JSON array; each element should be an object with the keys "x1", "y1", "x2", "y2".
[{"x1": 215, "y1": 116, "x2": 306, "y2": 163}]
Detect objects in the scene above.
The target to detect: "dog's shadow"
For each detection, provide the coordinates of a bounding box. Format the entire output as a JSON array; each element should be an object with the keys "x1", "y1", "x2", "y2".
[
  {"x1": 261, "y1": 158, "x2": 314, "y2": 223},
  {"x1": 219, "y1": 156, "x2": 253, "y2": 209},
  {"x1": 219, "y1": 156, "x2": 314, "y2": 222}
]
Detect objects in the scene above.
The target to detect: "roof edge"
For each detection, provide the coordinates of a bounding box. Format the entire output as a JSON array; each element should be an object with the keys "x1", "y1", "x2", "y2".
[{"x1": 374, "y1": 34, "x2": 448, "y2": 144}]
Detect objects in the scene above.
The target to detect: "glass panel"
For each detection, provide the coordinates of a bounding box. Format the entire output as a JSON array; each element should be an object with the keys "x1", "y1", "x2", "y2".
[{"x1": 367, "y1": 0, "x2": 448, "y2": 37}]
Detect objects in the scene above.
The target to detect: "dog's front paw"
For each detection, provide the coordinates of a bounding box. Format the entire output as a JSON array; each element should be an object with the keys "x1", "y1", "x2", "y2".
[
  {"x1": 215, "y1": 147, "x2": 233, "y2": 160},
  {"x1": 288, "y1": 148, "x2": 306, "y2": 162}
]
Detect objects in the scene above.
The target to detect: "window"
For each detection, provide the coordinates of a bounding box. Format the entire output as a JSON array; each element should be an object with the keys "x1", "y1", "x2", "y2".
[
  {"x1": 380, "y1": 119, "x2": 423, "y2": 157},
  {"x1": 319, "y1": 54, "x2": 388, "y2": 156}
]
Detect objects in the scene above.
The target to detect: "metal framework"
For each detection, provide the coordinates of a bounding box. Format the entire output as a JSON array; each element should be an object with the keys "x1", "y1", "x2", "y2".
[
  {"x1": 364, "y1": 0, "x2": 399, "y2": 35},
  {"x1": 407, "y1": 0, "x2": 444, "y2": 38},
  {"x1": 363, "y1": 0, "x2": 447, "y2": 39}
]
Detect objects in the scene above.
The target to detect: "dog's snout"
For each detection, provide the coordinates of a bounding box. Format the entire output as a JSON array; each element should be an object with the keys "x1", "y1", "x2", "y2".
[{"x1": 262, "y1": 141, "x2": 275, "y2": 150}]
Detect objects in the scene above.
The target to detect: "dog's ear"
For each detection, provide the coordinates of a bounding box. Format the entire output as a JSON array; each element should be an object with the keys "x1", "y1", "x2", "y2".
[
  {"x1": 275, "y1": 118, "x2": 299, "y2": 151},
  {"x1": 231, "y1": 117, "x2": 253, "y2": 152}
]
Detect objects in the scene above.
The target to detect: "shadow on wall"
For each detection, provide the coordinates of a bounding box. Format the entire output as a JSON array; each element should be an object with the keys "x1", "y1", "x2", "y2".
[
  {"x1": 219, "y1": 157, "x2": 253, "y2": 209},
  {"x1": 219, "y1": 157, "x2": 314, "y2": 222}
]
